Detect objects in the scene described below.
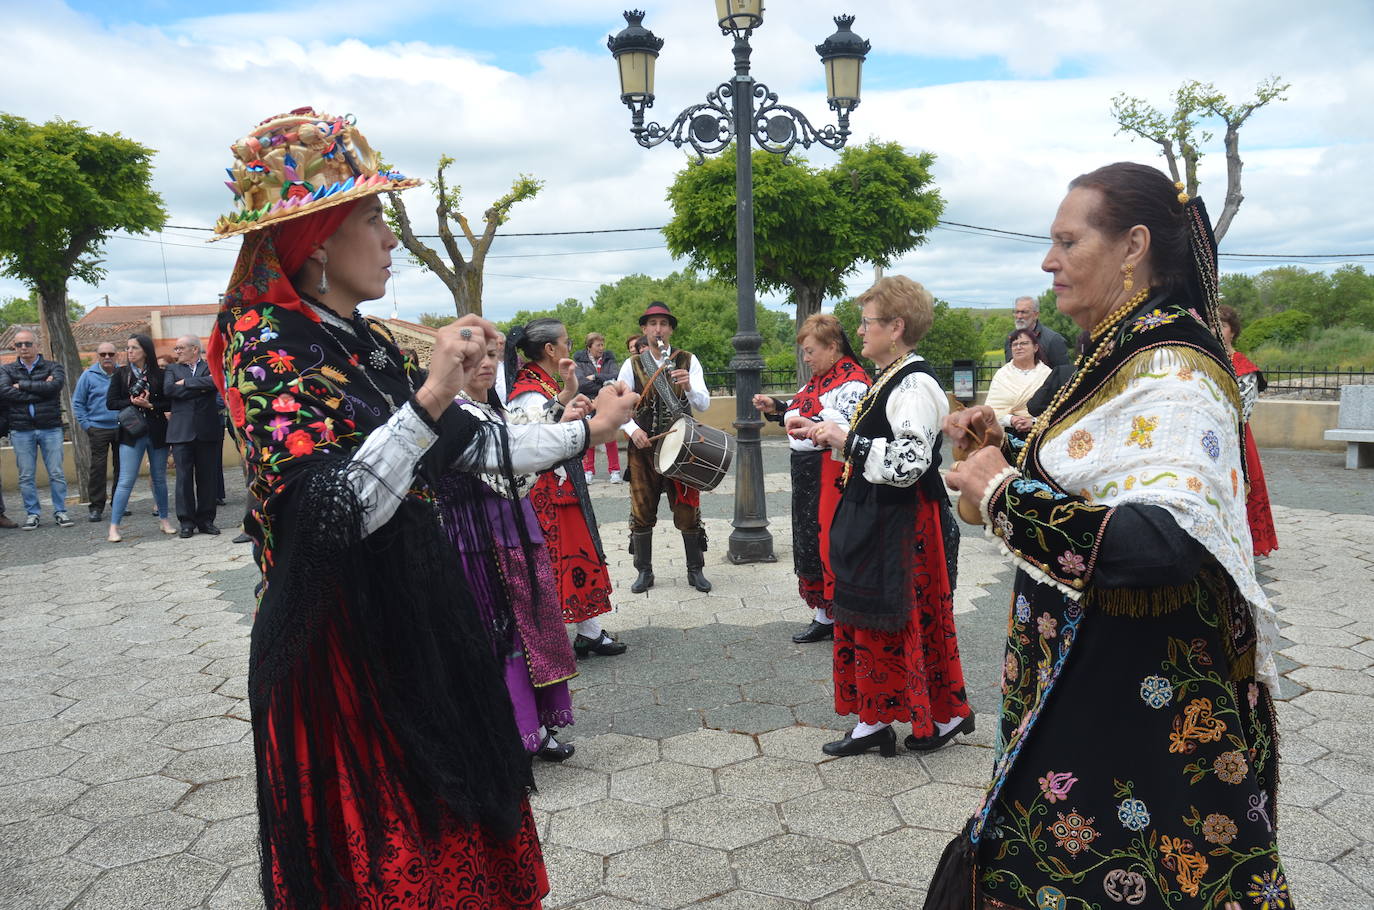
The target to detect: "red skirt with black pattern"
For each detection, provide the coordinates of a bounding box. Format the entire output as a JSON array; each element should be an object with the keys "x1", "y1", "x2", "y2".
[
  {"x1": 528, "y1": 471, "x2": 613, "y2": 624},
  {"x1": 1242, "y1": 423, "x2": 1278, "y2": 556},
  {"x1": 262, "y1": 660, "x2": 548, "y2": 909},
  {"x1": 831, "y1": 496, "x2": 969, "y2": 737}
]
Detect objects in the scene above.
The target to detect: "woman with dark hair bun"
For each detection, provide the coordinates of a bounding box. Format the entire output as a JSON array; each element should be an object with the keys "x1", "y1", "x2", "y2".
[
  {"x1": 1217, "y1": 305, "x2": 1278, "y2": 556},
  {"x1": 508, "y1": 318, "x2": 628, "y2": 658},
  {"x1": 938, "y1": 163, "x2": 1288, "y2": 909},
  {"x1": 105, "y1": 333, "x2": 175, "y2": 541}
]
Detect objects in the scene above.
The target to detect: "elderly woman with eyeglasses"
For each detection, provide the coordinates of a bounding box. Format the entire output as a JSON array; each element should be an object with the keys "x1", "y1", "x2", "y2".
[{"x1": 800, "y1": 276, "x2": 972, "y2": 760}]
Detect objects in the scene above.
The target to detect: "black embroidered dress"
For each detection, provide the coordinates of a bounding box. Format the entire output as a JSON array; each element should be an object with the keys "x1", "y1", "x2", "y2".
[{"x1": 962, "y1": 295, "x2": 1288, "y2": 910}]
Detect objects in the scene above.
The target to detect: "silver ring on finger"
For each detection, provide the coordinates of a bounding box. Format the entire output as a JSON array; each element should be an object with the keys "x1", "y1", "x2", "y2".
[{"x1": 459, "y1": 328, "x2": 472, "y2": 340}]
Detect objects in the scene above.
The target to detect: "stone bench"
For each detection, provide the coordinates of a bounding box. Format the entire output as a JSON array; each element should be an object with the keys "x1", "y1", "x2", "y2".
[{"x1": 1324, "y1": 385, "x2": 1374, "y2": 468}]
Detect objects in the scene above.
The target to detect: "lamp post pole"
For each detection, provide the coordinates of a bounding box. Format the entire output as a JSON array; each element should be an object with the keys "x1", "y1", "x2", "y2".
[
  {"x1": 609, "y1": 8, "x2": 868, "y2": 565},
  {"x1": 726, "y1": 37, "x2": 772, "y2": 563}
]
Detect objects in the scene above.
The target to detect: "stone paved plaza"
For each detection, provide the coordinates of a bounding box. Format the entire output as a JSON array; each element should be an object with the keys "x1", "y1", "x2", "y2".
[{"x1": 1, "y1": 442, "x2": 1371, "y2": 909}]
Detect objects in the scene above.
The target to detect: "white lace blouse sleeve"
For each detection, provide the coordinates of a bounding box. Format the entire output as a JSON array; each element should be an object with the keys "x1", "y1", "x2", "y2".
[
  {"x1": 858, "y1": 372, "x2": 948, "y2": 488},
  {"x1": 1238, "y1": 371, "x2": 1259, "y2": 424},
  {"x1": 345, "y1": 401, "x2": 439, "y2": 536},
  {"x1": 817, "y1": 379, "x2": 869, "y2": 429}
]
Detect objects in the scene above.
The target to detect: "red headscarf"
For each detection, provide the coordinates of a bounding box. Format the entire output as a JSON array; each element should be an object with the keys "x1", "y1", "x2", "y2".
[{"x1": 208, "y1": 201, "x2": 358, "y2": 395}]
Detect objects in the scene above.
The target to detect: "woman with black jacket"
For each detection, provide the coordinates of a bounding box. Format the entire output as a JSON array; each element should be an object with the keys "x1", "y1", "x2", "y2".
[
  {"x1": 573, "y1": 332, "x2": 623, "y2": 483},
  {"x1": 106, "y1": 333, "x2": 175, "y2": 541}
]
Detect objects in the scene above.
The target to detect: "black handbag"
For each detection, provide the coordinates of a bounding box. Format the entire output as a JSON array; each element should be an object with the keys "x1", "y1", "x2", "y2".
[{"x1": 118, "y1": 405, "x2": 149, "y2": 439}]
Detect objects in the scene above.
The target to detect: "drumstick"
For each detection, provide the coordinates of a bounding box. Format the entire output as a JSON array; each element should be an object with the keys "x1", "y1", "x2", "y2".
[{"x1": 645, "y1": 429, "x2": 674, "y2": 443}]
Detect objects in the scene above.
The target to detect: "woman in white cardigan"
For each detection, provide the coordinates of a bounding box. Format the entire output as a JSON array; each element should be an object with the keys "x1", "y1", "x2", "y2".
[{"x1": 984, "y1": 327, "x2": 1051, "y2": 434}]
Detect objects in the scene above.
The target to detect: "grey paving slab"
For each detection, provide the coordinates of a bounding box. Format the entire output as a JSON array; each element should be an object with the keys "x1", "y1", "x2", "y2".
[{"x1": 0, "y1": 442, "x2": 1371, "y2": 908}]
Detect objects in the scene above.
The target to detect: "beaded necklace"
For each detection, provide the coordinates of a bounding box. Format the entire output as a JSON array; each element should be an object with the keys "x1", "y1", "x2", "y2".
[
  {"x1": 1015, "y1": 287, "x2": 1150, "y2": 469},
  {"x1": 840, "y1": 350, "x2": 915, "y2": 486},
  {"x1": 517, "y1": 362, "x2": 562, "y2": 401}
]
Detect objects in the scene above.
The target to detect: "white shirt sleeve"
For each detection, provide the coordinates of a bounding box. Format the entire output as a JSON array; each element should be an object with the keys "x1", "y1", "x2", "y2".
[
  {"x1": 346, "y1": 402, "x2": 438, "y2": 536},
  {"x1": 817, "y1": 379, "x2": 869, "y2": 428},
  {"x1": 685, "y1": 354, "x2": 710, "y2": 413},
  {"x1": 618, "y1": 357, "x2": 640, "y2": 437},
  {"x1": 860, "y1": 370, "x2": 948, "y2": 487},
  {"x1": 508, "y1": 390, "x2": 559, "y2": 424}
]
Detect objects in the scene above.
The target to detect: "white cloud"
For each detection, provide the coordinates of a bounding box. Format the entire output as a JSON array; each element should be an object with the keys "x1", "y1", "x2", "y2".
[{"x1": 2, "y1": 0, "x2": 1370, "y2": 333}]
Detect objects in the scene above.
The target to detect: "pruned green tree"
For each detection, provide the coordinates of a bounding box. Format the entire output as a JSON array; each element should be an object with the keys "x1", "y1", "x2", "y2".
[
  {"x1": 387, "y1": 155, "x2": 542, "y2": 318},
  {"x1": 0, "y1": 114, "x2": 165, "y2": 491},
  {"x1": 664, "y1": 140, "x2": 943, "y2": 383},
  {"x1": 1110, "y1": 77, "x2": 1289, "y2": 241},
  {"x1": 0, "y1": 290, "x2": 84, "y2": 332}
]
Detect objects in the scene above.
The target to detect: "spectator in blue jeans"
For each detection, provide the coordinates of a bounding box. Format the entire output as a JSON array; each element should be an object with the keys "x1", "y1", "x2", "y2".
[
  {"x1": 0, "y1": 329, "x2": 72, "y2": 529},
  {"x1": 105, "y1": 333, "x2": 175, "y2": 542}
]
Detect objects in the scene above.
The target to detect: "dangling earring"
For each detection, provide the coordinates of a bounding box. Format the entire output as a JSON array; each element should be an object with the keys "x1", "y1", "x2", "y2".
[
  {"x1": 316, "y1": 253, "x2": 330, "y2": 297},
  {"x1": 1122, "y1": 262, "x2": 1134, "y2": 293}
]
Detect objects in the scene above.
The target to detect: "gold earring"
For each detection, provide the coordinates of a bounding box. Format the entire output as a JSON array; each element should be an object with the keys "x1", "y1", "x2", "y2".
[{"x1": 1122, "y1": 262, "x2": 1134, "y2": 293}]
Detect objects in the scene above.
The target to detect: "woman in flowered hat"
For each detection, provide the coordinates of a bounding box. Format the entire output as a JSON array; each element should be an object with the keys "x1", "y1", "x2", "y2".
[{"x1": 209, "y1": 108, "x2": 637, "y2": 908}]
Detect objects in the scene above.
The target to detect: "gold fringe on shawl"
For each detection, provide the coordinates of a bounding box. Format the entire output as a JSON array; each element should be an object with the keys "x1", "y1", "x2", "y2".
[
  {"x1": 1042, "y1": 345, "x2": 1240, "y2": 452},
  {"x1": 1082, "y1": 583, "x2": 1193, "y2": 617}
]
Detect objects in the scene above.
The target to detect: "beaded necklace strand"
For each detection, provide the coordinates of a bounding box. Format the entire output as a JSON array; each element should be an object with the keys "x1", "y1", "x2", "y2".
[
  {"x1": 1015, "y1": 287, "x2": 1150, "y2": 469},
  {"x1": 303, "y1": 296, "x2": 406, "y2": 412}
]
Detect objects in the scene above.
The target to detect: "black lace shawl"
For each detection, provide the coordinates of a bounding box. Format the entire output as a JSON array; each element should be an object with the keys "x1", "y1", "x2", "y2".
[{"x1": 217, "y1": 298, "x2": 532, "y2": 907}]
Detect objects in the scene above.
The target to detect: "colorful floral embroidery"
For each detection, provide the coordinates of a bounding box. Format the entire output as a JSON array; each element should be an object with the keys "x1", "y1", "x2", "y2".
[
  {"x1": 1066, "y1": 429, "x2": 1094, "y2": 459},
  {"x1": 1038, "y1": 770, "x2": 1076, "y2": 803},
  {"x1": 1126, "y1": 415, "x2": 1159, "y2": 448},
  {"x1": 1159, "y1": 835, "x2": 1208, "y2": 897},
  {"x1": 1049, "y1": 809, "x2": 1098, "y2": 855},
  {"x1": 1057, "y1": 551, "x2": 1087, "y2": 576},
  {"x1": 993, "y1": 511, "x2": 1013, "y2": 540},
  {"x1": 1131, "y1": 308, "x2": 1179, "y2": 332},
  {"x1": 1177, "y1": 366, "x2": 1194, "y2": 381},
  {"x1": 1186, "y1": 476, "x2": 1203, "y2": 492},
  {"x1": 1247, "y1": 869, "x2": 1290, "y2": 910},
  {"x1": 1139, "y1": 675, "x2": 1173, "y2": 709},
  {"x1": 1004, "y1": 652, "x2": 1020, "y2": 686},
  {"x1": 1201, "y1": 812, "x2": 1238, "y2": 844},
  {"x1": 1124, "y1": 475, "x2": 1137, "y2": 490},
  {"x1": 1213, "y1": 749, "x2": 1249, "y2": 784},
  {"x1": 1168, "y1": 697, "x2": 1228, "y2": 753},
  {"x1": 1035, "y1": 886, "x2": 1066, "y2": 910},
  {"x1": 1116, "y1": 798, "x2": 1150, "y2": 831},
  {"x1": 1201, "y1": 429, "x2": 1221, "y2": 459},
  {"x1": 1037, "y1": 613, "x2": 1059, "y2": 639},
  {"x1": 1102, "y1": 869, "x2": 1147, "y2": 904},
  {"x1": 1014, "y1": 593, "x2": 1031, "y2": 623}
]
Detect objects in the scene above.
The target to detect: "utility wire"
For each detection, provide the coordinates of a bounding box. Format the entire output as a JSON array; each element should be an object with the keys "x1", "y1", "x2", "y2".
[{"x1": 149, "y1": 222, "x2": 1374, "y2": 259}]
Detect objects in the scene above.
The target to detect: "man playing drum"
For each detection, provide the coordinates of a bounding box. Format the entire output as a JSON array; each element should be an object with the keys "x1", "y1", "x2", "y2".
[{"x1": 617, "y1": 301, "x2": 713, "y2": 594}]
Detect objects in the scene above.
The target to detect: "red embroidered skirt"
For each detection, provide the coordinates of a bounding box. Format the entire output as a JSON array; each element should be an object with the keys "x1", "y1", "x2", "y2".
[
  {"x1": 262, "y1": 663, "x2": 548, "y2": 908},
  {"x1": 529, "y1": 471, "x2": 613, "y2": 624},
  {"x1": 832, "y1": 497, "x2": 968, "y2": 736},
  {"x1": 1242, "y1": 424, "x2": 1278, "y2": 556}
]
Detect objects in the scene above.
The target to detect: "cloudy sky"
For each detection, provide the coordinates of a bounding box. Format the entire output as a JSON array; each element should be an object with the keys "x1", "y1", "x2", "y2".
[{"x1": 4, "y1": 0, "x2": 1372, "y2": 324}]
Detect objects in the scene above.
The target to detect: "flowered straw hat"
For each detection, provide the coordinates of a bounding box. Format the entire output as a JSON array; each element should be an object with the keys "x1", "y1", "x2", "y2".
[{"x1": 211, "y1": 107, "x2": 420, "y2": 238}]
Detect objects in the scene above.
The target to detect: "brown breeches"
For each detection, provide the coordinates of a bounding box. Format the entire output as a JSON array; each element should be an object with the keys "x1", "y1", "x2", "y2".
[{"x1": 627, "y1": 445, "x2": 700, "y2": 532}]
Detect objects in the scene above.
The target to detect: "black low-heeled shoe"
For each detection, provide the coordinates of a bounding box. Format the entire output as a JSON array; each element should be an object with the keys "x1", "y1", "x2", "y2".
[
  {"x1": 904, "y1": 713, "x2": 976, "y2": 753},
  {"x1": 573, "y1": 631, "x2": 628, "y2": 658},
  {"x1": 792, "y1": 619, "x2": 835, "y2": 644},
  {"x1": 821, "y1": 725, "x2": 897, "y2": 758},
  {"x1": 536, "y1": 732, "x2": 575, "y2": 763}
]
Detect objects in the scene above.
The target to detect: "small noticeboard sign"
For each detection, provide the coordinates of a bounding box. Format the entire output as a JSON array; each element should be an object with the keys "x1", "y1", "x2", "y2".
[{"x1": 951, "y1": 359, "x2": 976, "y2": 404}]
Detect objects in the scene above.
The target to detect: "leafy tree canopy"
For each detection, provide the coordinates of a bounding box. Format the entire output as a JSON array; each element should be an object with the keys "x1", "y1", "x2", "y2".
[
  {"x1": 499, "y1": 270, "x2": 796, "y2": 374},
  {"x1": 663, "y1": 140, "x2": 943, "y2": 344},
  {"x1": 0, "y1": 290, "x2": 84, "y2": 331},
  {"x1": 0, "y1": 114, "x2": 165, "y2": 290}
]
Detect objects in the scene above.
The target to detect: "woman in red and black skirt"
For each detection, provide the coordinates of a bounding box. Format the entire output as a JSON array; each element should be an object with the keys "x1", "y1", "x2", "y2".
[
  {"x1": 1219, "y1": 305, "x2": 1279, "y2": 556},
  {"x1": 802, "y1": 276, "x2": 973, "y2": 758},
  {"x1": 508, "y1": 318, "x2": 628, "y2": 658},
  {"x1": 755, "y1": 314, "x2": 870, "y2": 644}
]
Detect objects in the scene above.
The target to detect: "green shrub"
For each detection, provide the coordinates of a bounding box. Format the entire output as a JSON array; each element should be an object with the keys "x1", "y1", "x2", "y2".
[{"x1": 1239, "y1": 310, "x2": 1314, "y2": 351}]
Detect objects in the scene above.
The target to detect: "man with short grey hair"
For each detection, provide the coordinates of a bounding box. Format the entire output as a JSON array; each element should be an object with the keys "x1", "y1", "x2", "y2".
[
  {"x1": 165, "y1": 334, "x2": 223, "y2": 536},
  {"x1": 1004, "y1": 295, "x2": 1070, "y2": 368}
]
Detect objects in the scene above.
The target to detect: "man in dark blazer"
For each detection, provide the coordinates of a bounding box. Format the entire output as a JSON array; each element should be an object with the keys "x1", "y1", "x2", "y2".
[{"x1": 164, "y1": 334, "x2": 223, "y2": 537}]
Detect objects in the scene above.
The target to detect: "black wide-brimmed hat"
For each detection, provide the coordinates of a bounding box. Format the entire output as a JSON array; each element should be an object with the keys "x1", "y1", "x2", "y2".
[{"x1": 638, "y1": 301, "x2": 677, "y2": 330}]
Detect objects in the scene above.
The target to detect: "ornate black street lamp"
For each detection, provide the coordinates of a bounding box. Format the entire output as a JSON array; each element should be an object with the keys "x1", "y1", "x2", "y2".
[{"x1": 609, "y1": 6, "x2": 869, "y2": 565}]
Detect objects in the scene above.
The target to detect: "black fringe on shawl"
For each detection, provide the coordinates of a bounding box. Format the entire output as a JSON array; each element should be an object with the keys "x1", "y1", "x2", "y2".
[{"x1": 250, "y1": 437, "x2": 534, "y2": 909}]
